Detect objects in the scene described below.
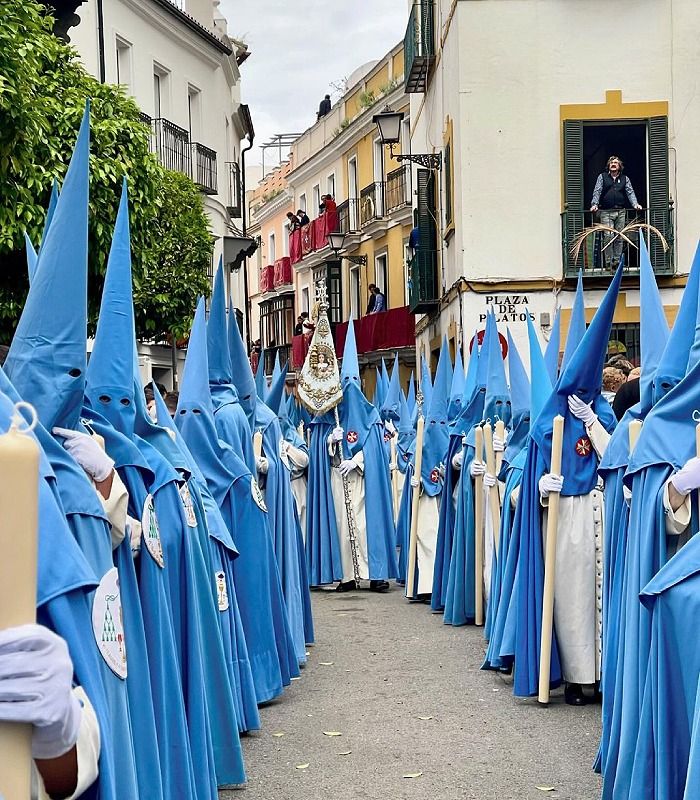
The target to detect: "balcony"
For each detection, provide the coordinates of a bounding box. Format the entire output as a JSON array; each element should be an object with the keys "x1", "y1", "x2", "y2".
[
  {"x1": 273, "y1": 257, "x2": 293, "y2": 288},
  {"x1": 385, "y1": 165, "x2": 411, "y2": 213},
  {"x1": 153, "y1": 117, "x2": 192, "y2": 177},
  {"x1": 226, "y1": 161, "x2": 242, "y2": 217},
  {"x1": 404, "y1": 2, "x2": 435, "y2": 94},
  {"x1": 360, "y1": 182, "x2": 385, "y2": 227},
  {"x1": 337, "y1": 199, "x2": 360, "y2": 234},
  {"x1": 259, "y1": 264, "x2": 275, "y2": 294},
  {"x1": 289, "y1": 209, "x2": 340, "y2": 265},
  {"x1": 192, "y1": 142, "x2": 217, "y2": 195},
  {"x1": 408, "y1": 249, "x2": 439, "y2": 314},
  {"x1": 561, "y1": 205, "x2": 674, "y2": 279},
  {"x1": 334, "y1": 306, "x2": 416, "y2": 356}
]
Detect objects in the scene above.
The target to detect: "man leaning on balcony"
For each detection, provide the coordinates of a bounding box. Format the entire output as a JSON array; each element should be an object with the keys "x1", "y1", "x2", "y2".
[{"x1": 590, "y1": 155, "x2": 642, "y2": 268}]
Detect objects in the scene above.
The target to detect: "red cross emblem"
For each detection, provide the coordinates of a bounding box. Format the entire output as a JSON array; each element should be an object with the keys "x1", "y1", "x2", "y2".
[
  {"x1": 346, "y1": 430, "x2": 358, "y2": 444},
  {"x1": 575, "y1": 436, "x2": 592, "y2": 457},
  {"x1": 430, "y1": 468, "x2": 441, "y2": 484},
  {"x1": 383, "y1": 430, "x2": 394, "y2": 442}
]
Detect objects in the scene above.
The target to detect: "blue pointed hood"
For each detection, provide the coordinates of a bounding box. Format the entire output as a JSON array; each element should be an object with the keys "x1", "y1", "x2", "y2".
[
  {"x1": 27, "y1": 180, "x2": 61, "y2": 283},
  {"x1": 266, "y1": 362, "x2": 288, "y2": 414},
  {"x1": 448, "y1": 346, "x2": 465, "y2": 422},
  {"x1": 207, "y1": 259, "x2": 233, "y2": 385},
  {"x1": 380, "y1": 353, "x2": 401, "y2": 422},
  {"x1": 561, "y1": 271, "x2": 585, "y2": 371},
  {"x1": 530, "y1": 262, "x2": 623, "y2": 496},
  {"x1": 179, "y1": 298, "x2": 214, "y2": 414},
  {"x1": 463, "y1": 333, "x2": 480, "y2": 402},
  {"x1": 419, "y1": 337, "x2": 451, "y2": 494},
  {"x1": 84, "y1": 178, "x2": 138, "y2": 436},
  {"x1": 419, "y1": 354, "x2": 432, "y2": 415},
  {"x1": 544, "y1": 307, "x2": 561, "y2": 384},
  {"x1": 526, "y1": 312, "x2": 553, "y2": 424},
  {"x1": 507, "y1": 329, "x2": 530, "y2": 418},
  {"x1": 380, "y1": 358, "x2": 390, "y2": 404},
  {"x1": 651, "y1": 241, "x2": 700, "y2": 405},
  {"x1": 341, "y1": 318, "x2": 360, "y2": 387},
  {"x1": 5, "y1": 106, "x2": 90, "y2": 432},
  {"x1": 483, "y1": 315, "x2": 511, "y2": 426},
  {"x1": 407, "y1": 371, "x2": 416, "y2": 414},
  {"x1": 270, "y1": 352, "x2": 282, "y2": 387},
  {"x1": 228, "y1": 295, "x2": 257, "y2": 427},
  {"x1": 372, "y1": 367, "x2": 385, "y2": 408},
  {"x1": 638, "y1": 234, "x2": 670, "y2": 413},
  {"x1": 25, "y1": 233, "x2": 38, "y2": 283},
  {"x1": 255, "y1": 349, "x2": 267, "y2": 400}
]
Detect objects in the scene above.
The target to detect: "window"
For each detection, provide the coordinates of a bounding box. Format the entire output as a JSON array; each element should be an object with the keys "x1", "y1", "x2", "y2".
[
  {"x1": 302, "y1": 287, "x2": 310, "y2": 314},
  {"x1": 268, "y1": 232, "x2": 276, "y2": 263},
  {"x1": 299, "y1": 193, "x2": 306, "y2": 213},
  {"x1": 283, "y1": 221, "x2": 290, "y2": 258},
  {"x1": 313, "y1": 184, "x2": 321, "y2": 215},
  {"x1": 375, "y1": 253, "x2": 388, "y2": 309},
  {"x1": 403, "y1": 239, "x2": 411, "y2": 306},
  {"x1": 259, "y1": 295, "x2": 295, "y2": 364},
  {"x1": 348, "y1": 156, "x2": 358, "y2": 229},
  {"x1": 153, "y1": 63, "x2": 170, "y2": 118},
  {"x1": 115, "y1": 37, "x2": 132, "y2": 90},
  {"x1": 350, "y1": 266, "x2": 360, "y2": 319},
  {"x1": 609, "y1": 322, "x2": 640, "y2": 365},
  {"x1": 187, "y1": 86, "x2": 201, "y2": 142},
  {"x1": 443, "y1": 117, "x2": 454, "y2": 231},
  {"x1": 327, "y1": 173, "x2": 336, "y2": 199}
]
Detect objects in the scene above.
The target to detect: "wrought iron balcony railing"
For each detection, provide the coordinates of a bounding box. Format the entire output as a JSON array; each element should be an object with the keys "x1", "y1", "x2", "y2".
[
  {"x1": 153, "y1": 117, "x2": 191, "y2": 177},
  {"x1": 561, "y1": 205, "x2": 674, "y2": 278},
  {"x1": 385, "y1": 165, "x2": 411, "y2": 213},
  {"x1": 404, "y1": 2, "x2": 435, "y2": 94},
  {"x1": 337, "y1": 199, "x2": 360, "y2": 234},
  {"x1": 192, "y1": 142, "x2": 217, "y2": 195},
  {"x1": 360, "y1": 182, "x2": 385, "y2": 227}
]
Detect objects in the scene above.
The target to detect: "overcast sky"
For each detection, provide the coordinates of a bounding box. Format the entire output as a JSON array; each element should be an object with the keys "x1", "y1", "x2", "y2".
[{"x1": 220, "y1": 0, "x2": 407, "y2": 171}]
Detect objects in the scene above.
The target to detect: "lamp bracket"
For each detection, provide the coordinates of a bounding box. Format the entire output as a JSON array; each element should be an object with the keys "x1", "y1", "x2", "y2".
[{"x1": 389, "y1": 143, "x2": 442, "y2": 170}]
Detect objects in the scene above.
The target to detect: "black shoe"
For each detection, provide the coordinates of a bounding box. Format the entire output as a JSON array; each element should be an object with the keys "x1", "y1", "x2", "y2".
[
  {"x1": 369, "y1": 580, "x2": 390, "y2": 593},
  {"x1": 335, "y1": 580, "x2": 357, "y2": 593},
  {"x1": 564, "y1": 683, "x2": 588, "y2": 706}
]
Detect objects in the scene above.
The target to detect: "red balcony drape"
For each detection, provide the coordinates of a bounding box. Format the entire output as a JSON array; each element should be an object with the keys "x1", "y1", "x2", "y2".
[{"x1": 335, "y1": 306, "x2": 415, "y2": 356}]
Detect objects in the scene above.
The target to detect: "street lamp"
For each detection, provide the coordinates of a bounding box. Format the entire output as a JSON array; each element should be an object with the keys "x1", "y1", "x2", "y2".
[
  {"x1": 327, "y1": 230, "x2": 367, "y2": 266},
  {"x1": 373, "y1": 107, "x2": 442, "y2": 170}
]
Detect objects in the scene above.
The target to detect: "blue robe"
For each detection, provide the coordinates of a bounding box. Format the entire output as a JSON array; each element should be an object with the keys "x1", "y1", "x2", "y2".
[{"x1": 211, "y1": 383, "x2": 256, "y2": 474}]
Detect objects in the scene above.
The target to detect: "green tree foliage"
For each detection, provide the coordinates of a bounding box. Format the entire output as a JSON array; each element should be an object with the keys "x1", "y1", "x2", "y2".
[{"x1": 0, "y1": 1, "x2": 212, "y2": 343}]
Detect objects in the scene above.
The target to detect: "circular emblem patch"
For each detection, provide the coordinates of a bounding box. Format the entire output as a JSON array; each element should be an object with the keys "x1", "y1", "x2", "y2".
[
  {"x1": 141, "y1": 494, "x2": 164, "y2": 567},
  {"x1": 215, "y1": 571, "x2": 229, "y2": 612},
  {"x1": 346, "y1": 430, "x2": 358, "y2": 444},
  {"x1": 430, "y1": 468, "x2": 441, "y2": 484},
  {"x1": 92, "y1": 568, "x2": 127, "y2": 680},
  {"x1": 575, "y1": 436, "x2": 592, "y2": 457}
]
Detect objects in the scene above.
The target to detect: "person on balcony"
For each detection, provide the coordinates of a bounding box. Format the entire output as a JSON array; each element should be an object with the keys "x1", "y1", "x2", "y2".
[
  {"x1": 297, "y1": 209, "x2": 310, "y2": 227},
  {"x1": 366, "y1": 283, "x2": 377, "y2": 315},
  {"x1": 371, "y1": 286, "x2": 386, "y2": 314},
  {"x1": 286, "y1": 211, "x2": 301, "y2": 231},
  {"x1": 322, "y1": 194, "x2": 337, "y2": 214},
  {"x1": 317, "y1": 94, "x2": 331, "y2": 120},
  {"x1": 590, "y1": 155, "x2": 643, "y2": 268}
]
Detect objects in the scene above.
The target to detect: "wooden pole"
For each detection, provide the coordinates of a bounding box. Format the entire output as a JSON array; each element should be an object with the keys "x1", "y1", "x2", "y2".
[
  {"x1": 406, "y1": 416, "x2": 425, "y2": 598},
  {"x1": 390, "y1": 435, "x2": 399, "y2": 521},
  {"x1": 538, "y1": 414, "x2": 565, "y2": 704},
  {"x1": 628, "y1": 419, "x2": 642, "y2": 454},
  {"x1": 483, "y1": 422, "x2": 502, "y2": 554},
  {"x1": 474, "y1": 426, "x2": 485, "y2": 626},
  {"x1": 0, "y1": 415, "x2": 40, "y2": 800}
]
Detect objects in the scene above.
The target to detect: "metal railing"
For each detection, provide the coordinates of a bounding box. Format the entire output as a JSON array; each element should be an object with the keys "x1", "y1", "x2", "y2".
[
  {"x1": 408, "y1": 249, "x2": 439, "y2": 314},
  {"x1": 192, "y1": 142, "x2": 217, "y2": 195},
  {"x1": 404, "y1": 2, "x2": 435, "y2": 94},
  {"x1": 226, "y1": 161, "x2": 242, "y2": 217},
  {"x1": 561, "y1": 205, "x2": 674, "y2": 278},
  {"x1": 360, "y1": 182, "x2": 385, "y2": 227},
  {"x1": 385, "y1": 165, "x2": 411, "y2": 212},
  {"x1": 264, "y1": 345, "x2": 291, "y2": 376},
  {"x1": 153, "y1": 117, "x2": 192, "y2": 177},
  {"x1": 337, "y1": 199, "x2": 361, "y2": 234}
]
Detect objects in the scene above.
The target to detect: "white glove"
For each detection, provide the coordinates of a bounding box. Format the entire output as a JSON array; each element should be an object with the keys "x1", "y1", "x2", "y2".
[
  {"x1": 338, "y1": 459, "x2": 357, "y2": 477},
  {"x1": 567, "y1": 395, "x2": 597, "y2": 428},
  {"x1": 256, "y1": 456, "x2": 269, "y2": 475},
  {"x1": 623, "y1": 484, "x2": 632, "y2": 507},
  {"x1": 670, "y1": 456, "x2": 700, "y2": 496},
  {"x1": 484, "y1": 472, "x2": 497, "y2": 488},
  {"x1": 452, "y1": 450, "x2": 465, "y2": 470},
  {"x1": 330, "y1": 426, "x2": 344, "y2": 443},
  {"x1": 470, "y1": 460, "x2": 486, "y2": 478},
  {"x1": 410, "y1": 475, "x2": 420, "y2": 488},
  {"x1": 539, "y1": 473, "x2": 564, "y2": 498},
  {"x1": 53, "y1": 427, "x2": 115, "y2": 482},
  {"x1": 385, "y1": 419, "x2": 396, "y2": 435},
  {"x1": 0, "y1": 625, "x2": 82, "y2": 759},
  {"x1": 438, "y1": 462, "x2": 446, "y2": 480},
  {"x1": 492, "y1": 434, "x2": 506, "y2": 453},
  {"x1": 127, "y1": 515, "x2": 142, "y2": 557}
]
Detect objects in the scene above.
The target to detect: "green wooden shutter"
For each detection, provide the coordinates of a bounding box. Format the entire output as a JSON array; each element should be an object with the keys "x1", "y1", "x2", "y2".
[
  {"x1": 647, "y1": 115, "x2": 671, "y2": 273},
  {"x1": 562, "y1": 119, "x2": 584, "y2": 275},
  {"x1": 411, "y1": 168, "x2": 438, "y2": 313}
]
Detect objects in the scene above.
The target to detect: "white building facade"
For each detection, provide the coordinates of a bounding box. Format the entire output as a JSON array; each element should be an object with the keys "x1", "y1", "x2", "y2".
[{"x1": 406, "y1": 0, "x2": 697, "y2": 367}]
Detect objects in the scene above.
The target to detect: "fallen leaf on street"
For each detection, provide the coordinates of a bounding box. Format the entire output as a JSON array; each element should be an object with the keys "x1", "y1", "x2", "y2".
[
  {"x1": 536, "y1": 788, "x2": 556, "y2": 793},
  {"x1": 323, "y1": 731, "x2": 342, "y2": 736},
  {"x1": 416, "y1": 715, "x2": 433, "y2": 720},
  {"x1": 319, "y1": 661, "x2": 334, "y2": 666},
  {"x1": 272, "y1": 732, "x2": 284, "y2": 737},
  {"x1": 337, "y1": 751, "x2": 352, "y2": 756},
  {"x1": 295, "y1": 763, "x2": 309, "y2": 770},
  {"x1": 403, "y1": 772, "x2": 423, "y2": 779}
]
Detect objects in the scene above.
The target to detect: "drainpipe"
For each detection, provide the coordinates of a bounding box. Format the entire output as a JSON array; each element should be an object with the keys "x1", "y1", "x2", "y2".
[
  {"x1": 241, "y1": 133, "x2": 254, "y2": 349},
  {"x1": 96, "y1": 0, "x2": 106, "y2": 83}
]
